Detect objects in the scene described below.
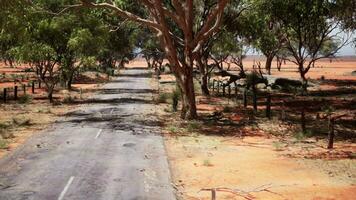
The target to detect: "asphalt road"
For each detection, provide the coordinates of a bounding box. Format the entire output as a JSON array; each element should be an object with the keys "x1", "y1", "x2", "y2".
[{"x1": 0, "y1": 69, "x2": 176, "y2": 200}]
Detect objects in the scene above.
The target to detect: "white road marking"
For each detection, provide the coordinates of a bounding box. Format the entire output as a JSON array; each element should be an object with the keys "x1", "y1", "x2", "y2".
[
  {"x1": 58, "y1": 176, "x2": 74, "y2": 200},
  {"x1": 110, "y1": 109, "x2": 114, "y2": 114},
  {"x1": 95, "y1": 129, "x2": 103, "y2": 139}
]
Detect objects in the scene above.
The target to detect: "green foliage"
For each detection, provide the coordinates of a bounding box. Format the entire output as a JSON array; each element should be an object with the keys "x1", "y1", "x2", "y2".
[
  {"x1": 294, "y1": 130, "x2": 314, "y2": 141},
  {"x1": 186, "y1": 121, "x2": 200, "y2": 132},
  {"x1": 272, "y1": 141, "x2": 285, "y2": 151},
  {"x1": 157, "y1": 93, "x2": 169, "y2": 104},
  {"x1": 203, "y1": 159, "x2": 213, "y2": 167},
  {"x1": 222, "y1": 106, "x2": 234, "y2": 113},
  {"x1": 172, "y1": 88, "x2": 181, "y2": 112},
  {"x1": 0, "y1": 139, "x2": 8, "y2": 149}
]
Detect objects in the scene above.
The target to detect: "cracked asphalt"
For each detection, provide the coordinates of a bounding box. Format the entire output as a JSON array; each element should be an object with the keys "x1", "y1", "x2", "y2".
[{"x1": 0, "y1": 69, "x2": 176, "y2": 200}]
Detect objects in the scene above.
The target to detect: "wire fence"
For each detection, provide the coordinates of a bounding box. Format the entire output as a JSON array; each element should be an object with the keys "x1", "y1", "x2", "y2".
[{"x1": 0, "y1": 80, "x2": 42, "y2": 103}]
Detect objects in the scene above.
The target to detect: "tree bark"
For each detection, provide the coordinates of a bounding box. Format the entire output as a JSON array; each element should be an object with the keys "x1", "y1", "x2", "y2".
[
  {"x1": 48, "y1": 90, "x2": 53, "y2": 103},
  {"x1": 67, "y1": 71, "x2": 74, "y2": 90},
  {"x1": 265, "y1": 54, "x2": 274, "y2": 75},
  {"x1": 179, "y1": 70, "x2": 198, "y2": 119},
  {"x1": 201, "y1": 73, "x2": 210, "y2": 96}
]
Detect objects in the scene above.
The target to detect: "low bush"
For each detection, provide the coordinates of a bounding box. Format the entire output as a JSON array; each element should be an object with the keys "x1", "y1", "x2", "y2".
[
  {"x1": 63, "y1": 95, "x2": 75, "y2": 103},
  {"x1": 0, "y1": 139, "x2": 8, "y2": 149},
  {"x1": 187, "y1": 120, "x2": 200, "y2": 132},
  {"x1": 171, "y1": 89, "x2": 180, "y2": 112},
  {"x1": 157, "y1": 93, "x2": 169, "y2": 104},
  {"x1": 222, "y1": 106, "x2": 233, "y2": 113},
  {"x1": 19, "y1": 94, "x2": 32, "y2": 104}
]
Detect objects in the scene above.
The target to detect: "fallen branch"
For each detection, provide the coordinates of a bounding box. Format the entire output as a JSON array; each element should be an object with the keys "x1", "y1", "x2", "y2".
[{"x1": 199, "y1": 183, "x2": 292, "y2": 200}]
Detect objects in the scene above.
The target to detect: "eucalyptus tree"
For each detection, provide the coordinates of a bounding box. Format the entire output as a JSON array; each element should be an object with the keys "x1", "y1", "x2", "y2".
[
  {"x1": 195, "y1": 0, "x2": 245, "y2": 96},
  {"x1": 0, "y1": 0, "x2": 28, "y2": 67},
  {"x1": 11, "y1": 0, "x2": 109, "y2": 101},
  {"x1": 65, "y1": 0, "x2": 231, "y2": 119},
  {"x1": 231, "y1": 0, "x2": 285, "y2": 75},
  {"x1": 331, "y1": 0, "x2": 356, "y2": 50},
  {"x1": 267, "y1": 0, "x2": 348, "y2": 89}
]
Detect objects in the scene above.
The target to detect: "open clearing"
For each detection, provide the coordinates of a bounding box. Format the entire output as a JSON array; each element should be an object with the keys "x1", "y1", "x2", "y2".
[{"x1": 156, "y1": 57, "x2": 356, "y2": 200}]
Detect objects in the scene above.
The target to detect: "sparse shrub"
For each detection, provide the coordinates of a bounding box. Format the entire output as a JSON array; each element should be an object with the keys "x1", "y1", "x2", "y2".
[
  {"x1": 222, "y1": 106, "x2": 233, "y2": 113},
  {"x1": 187, "y1": 120, "x2": 199, "y2": 132},
  {"x1": 0, "y1": 139, "x2": 8, "y2": 149},
  {"x1": 294, "y1": 130, "x2": 313, "y2": 141},
  {"x1": 24, "y1": 68, "x2": 34, "y2": 72},
  {"x1": 168, "y1": 125, "x2": 179, "y2": 133},
  {"x1": 157, "y1": 93, "x2": 169, "y2": 103},
  {"x1": 272, "y1": 141, "x2": 284, "y2": 151},
  {"x1": 171, "y1": 89, "x2": 180, "y2": 112},
  {"x1": 320, "y1": 75, "x2": 325, "y2": 80},
  {"x1": 12, "y1": 117, "x2": 31, "y2": 126},
  {"x1": 203, "y1": 159, "x2": 213, "y2": 167},
  {"x1": 63, "y1": 95, "x2": 75, "y2": 103},
  {"x1": 18, "y1": 94, "x2": 32, "y2": 104}
]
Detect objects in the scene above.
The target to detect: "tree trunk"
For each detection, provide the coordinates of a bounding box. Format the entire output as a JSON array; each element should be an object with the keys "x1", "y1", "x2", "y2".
[
  {"x1": 201, "y1": 73, "x2": 210, "y2": 96},
  {"x1": 196, "y1": 57, "x2": 210, "y2": 96},
  {"x1": 178, "y1": 71, "x2": 198, "y2": 119},
  {"x1": 243, "y1": 88, "x2": 247, "y2": 108},
  {"x1": 67, "y1": 72, "x2": 74, "y2": 90},
  {"x1": 48, "y1": 90, "x2": 53, "y2": 103},
  {"x1": 299, "y1": 64, "x2": 308, "y2": 94},
  {"x1": 265, "y1": 54, "x2": 274, "y2": 75}
]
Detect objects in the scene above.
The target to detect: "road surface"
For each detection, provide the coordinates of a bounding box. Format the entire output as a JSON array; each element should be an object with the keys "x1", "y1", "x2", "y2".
[{"x1": 0, "y1": 69, "x2": 176, "y2": 200}]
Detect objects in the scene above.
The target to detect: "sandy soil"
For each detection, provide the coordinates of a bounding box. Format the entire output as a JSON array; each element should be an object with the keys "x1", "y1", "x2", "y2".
[
  {"x1": 0, "y1": 67, "x2": 109, "y2": 159},
  {"x1": 155, "y1": 56, "x2": 356, "y2": 200},
  {"x1": 164, "y1": 133, "x2": 356, "y2": 200}
]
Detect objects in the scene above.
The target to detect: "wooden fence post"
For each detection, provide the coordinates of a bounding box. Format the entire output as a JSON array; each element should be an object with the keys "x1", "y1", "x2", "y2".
[
  {"x1": 228, "y1": 85, "x2": 231, "y2": 98},
  {"x1": 243, "y1": 88, "x2": 247, "y2": 108},
  {"x1": 212, "y1": 80, "x2": 215, "y2": 92},
  {"x1": 266, "y1": 93, "x2": 271, "y2": 119},
  {"x1": 327, "y1": 117, "x2": 335, "y2": 149},
  {"x1": 14, "y1": 86, "x2": 18, "y2": 100},
  {"x1": 253, "y1": 87, "x2": 257, "y2": 112},
  {"x1": 3, "y1": 88, "x2": 7, "y2": 103},
  {"x1": 23, "y1": 85, "x2": 26, "y2": 95},
  {"x1": 217, "y1": 81, "x2": 220, "y2": 94},
  {"x1": 222, "y1": 83, "x2": 226, "y2": 97},
  {"x1": 32, "y1": 82, "x2": 35, "y2": 93}
]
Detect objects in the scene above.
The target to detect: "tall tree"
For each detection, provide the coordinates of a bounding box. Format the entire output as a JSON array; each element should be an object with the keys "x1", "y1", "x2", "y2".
[
  {"x1": 63, "y1": 0, "x2": 230, "y2": 119},
  {"x1": 268, "y1": 0, "x2": 348, "y2": 88}
]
